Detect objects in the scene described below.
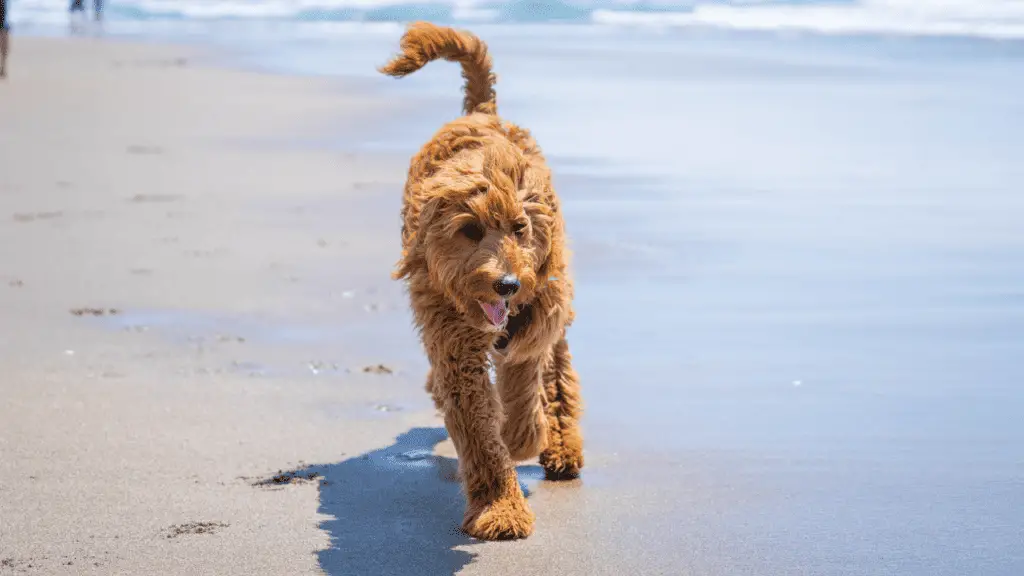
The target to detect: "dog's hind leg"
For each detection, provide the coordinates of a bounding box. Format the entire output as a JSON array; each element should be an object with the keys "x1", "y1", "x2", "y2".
[
  {"x1": 426, "y1": 322, "x2": 534, "y2": 540},
  {"x1": 496, "y1": 359, "x2": 548, "y2": 462},
  {"x1": 539, "y1": 335, "x2": 584, "y2": 480}
]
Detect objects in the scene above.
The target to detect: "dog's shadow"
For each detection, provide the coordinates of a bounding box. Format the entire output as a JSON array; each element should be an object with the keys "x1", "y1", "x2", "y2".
[{"x1": 293, "y1": 427, "x2": 544, "y2": 576}]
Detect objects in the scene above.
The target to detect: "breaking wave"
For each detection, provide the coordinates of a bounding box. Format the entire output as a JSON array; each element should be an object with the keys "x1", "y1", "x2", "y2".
[{"x1": 9, "y1": 0, "x2": 1024, "y2": 40}]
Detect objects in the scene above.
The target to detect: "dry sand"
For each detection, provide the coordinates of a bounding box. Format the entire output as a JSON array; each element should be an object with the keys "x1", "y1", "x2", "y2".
[{"x1": 0, "y1": 36, "x2": 446, "y2": 574}]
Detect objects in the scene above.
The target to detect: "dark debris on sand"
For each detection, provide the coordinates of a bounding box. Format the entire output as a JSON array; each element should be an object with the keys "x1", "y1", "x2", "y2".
[
  {"x1": 70, "y1": 307, "x2": 120, "y2": 317},
  {"x1": 362, "y1": 364, "x2": 394, "y2": 375},
  {"x1": 252, "y1": 470, "x2": 321, "y2": 487},
  {"x1": 0, "y1": 554, "x2": 86, "y2": 572},
  {"x1": 164, "y1": 521, "x2": 229, "y2": 539},
  {"x1": 12, "y1": 211, "x2": 63, "y2": 223}
]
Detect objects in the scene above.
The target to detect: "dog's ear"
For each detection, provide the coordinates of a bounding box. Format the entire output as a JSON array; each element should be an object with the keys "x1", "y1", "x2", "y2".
[
  {"x1": 536, "y1": 224, "x2": 563, "y2": 280},
  {"x1": 522, "y1": 194, "x2": 558, "y2": 278},
  {"x1": 395, "y1": 195, "x2": 449, "y2": 280}
]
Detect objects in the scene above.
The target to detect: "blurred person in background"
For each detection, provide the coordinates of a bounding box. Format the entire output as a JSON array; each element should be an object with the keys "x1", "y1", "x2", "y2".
[
  {"x1": 69, "y1": 0, "x2": 102, "y2": 20},
  {"x1": 1, "y1": 0, "x2": 8, "y2": 78}
]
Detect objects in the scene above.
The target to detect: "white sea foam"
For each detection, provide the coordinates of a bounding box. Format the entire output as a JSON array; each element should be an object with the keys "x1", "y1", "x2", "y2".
[
  {"x1": 9, "y1": 0, "x2": 1024, "y2": 40},
  {"x1": 593, "y1": 0, "x2": 1024, "y2": 40}
]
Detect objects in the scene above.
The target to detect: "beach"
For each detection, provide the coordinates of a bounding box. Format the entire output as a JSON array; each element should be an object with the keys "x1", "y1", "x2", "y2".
[{"x1": 2, "y1": 12, "x2": 1024, "y2": 576}]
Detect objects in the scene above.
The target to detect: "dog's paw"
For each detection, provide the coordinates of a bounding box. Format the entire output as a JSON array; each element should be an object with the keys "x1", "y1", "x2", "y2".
[
  {"x1": 539, "y1": 444, "x2": 584, "y2": 481},
  {"x1": 462, "y1": 494, "x2": 535, "y2": 541}
]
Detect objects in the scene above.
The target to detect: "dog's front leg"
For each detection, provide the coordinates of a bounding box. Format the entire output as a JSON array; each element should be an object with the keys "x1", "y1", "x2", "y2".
[
  {"x1": 430, "y1": 334, "x2": 534, "y2": 540},
  {"x1": 496, "y1": 359, "x2": 548, "y2": 462}
]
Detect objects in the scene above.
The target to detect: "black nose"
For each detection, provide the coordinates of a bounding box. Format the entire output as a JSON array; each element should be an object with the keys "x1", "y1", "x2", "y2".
[{"x1": 493, "y1": 275, "x2": 520, "y2": 298}]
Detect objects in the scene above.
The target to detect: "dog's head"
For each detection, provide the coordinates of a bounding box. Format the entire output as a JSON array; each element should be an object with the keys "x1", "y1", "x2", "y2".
[{"x1": 400, "y1": 142, "x2": 560, "y2": 332}]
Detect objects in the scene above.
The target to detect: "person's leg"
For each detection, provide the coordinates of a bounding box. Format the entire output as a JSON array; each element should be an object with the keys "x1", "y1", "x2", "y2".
[
  {"x1": 1, "y1": 0, "x2": 8, "y2": 78},
  {"x1": 1, "y1": 27, "x2": 9, "y2": 79}
]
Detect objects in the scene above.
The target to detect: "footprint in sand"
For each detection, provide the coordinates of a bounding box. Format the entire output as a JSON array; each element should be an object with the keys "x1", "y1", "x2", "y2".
[
  {"x1": 12, "y1": 211, "x2": 63, "y2": 223},
  {"x1": 130, "y1": 193, "x2": 181, "y2": 203},
  {"x1": 112, "y1": 58, "x2": 186, "y2": 69},
  {"x1": 126, "y1": 145, "x2": 164, "y2": 155}
]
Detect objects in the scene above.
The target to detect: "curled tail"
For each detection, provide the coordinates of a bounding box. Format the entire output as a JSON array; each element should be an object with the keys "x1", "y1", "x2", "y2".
[{"x1": 379, "y1": 21, "x2": 497, "y2": 116}]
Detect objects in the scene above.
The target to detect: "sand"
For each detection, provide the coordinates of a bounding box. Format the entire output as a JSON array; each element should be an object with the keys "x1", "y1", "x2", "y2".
[{"x1": 0, "y1": 37, "x2": 444, "y2": 574}]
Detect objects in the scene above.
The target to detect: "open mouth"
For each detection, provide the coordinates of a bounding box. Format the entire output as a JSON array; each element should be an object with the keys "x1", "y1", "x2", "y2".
[{"x1": 479, "y1": 300, "x2": 509, "y2": 327}]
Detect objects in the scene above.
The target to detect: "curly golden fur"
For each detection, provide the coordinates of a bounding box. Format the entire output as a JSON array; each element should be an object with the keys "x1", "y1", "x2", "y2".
[{"x1": 379, "y1": 22, "x2": 584, "y2": 541}]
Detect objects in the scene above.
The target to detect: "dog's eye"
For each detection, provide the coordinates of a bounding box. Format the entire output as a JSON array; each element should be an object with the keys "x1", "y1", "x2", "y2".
[
  {"x1": 460, "y1": 223, "x2": 484, "y2": 242},
  {"x1": 512, "y1": 222, "x2": 527, "y2": 238}
]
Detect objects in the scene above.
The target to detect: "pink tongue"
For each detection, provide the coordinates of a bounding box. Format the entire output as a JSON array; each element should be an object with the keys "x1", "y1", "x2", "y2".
[{"x1": 480, "y1": 301, "x2": 507, "y2": 326}]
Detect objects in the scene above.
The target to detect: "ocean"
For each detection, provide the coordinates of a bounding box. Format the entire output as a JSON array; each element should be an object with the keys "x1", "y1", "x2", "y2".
[
  {"x1": 7, "y1": 0, "x2": 1024, "y2": 39},
  {"x1": 7, "y1": 1, "x2": 1024, "y2": 574}
]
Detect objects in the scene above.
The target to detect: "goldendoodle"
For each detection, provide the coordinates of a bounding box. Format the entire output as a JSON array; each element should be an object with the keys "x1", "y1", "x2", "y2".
[{"x1": 380, "y1": 21, "x2": 584, "y2": 540}]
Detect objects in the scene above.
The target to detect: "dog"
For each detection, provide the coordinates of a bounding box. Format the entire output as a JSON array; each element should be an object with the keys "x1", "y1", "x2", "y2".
[{"x1": 379, "y1": 22, "x2": 585, "y2": 540}]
